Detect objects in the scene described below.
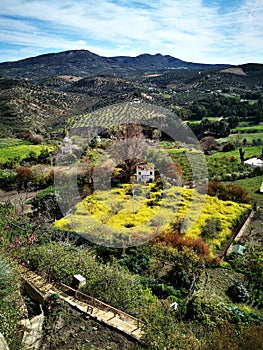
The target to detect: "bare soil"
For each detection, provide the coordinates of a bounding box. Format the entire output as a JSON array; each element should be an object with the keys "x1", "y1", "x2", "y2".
[{"x1": 40, "y1": 298, "x2": 141, "y2": 350}]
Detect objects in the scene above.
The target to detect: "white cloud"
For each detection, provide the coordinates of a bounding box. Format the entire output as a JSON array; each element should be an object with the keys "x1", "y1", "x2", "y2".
[{"x1": 0, "y1": 0, "x2": 262, "y2": 64}]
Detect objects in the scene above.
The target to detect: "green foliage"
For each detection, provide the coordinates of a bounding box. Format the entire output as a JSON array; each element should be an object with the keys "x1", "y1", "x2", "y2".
[
  {"x1": 244, "y1": 247, "x2": 263, "y2": 307},
  {"x1": 0, "y1": 254, "x2": 21, "y2": 349},
  {"x1": 225, "y1": 305, "x2": 263, "y2": 326},
  {"x1": 163, "y1": 246, "x2": 205, "y2": 293},
  {"x1": 142, "y1": 302, "x2": 200, "y2": 350},
  {"x1": 0, "y1": 144, "x2": 53, "y2": 166},
  {"x1": 185, "y1": 295, "x2": 231, "y2": 329},
  {"x1": 0, "y1": 169, "x2": 16, "y2": 186},
  {"x1": 227, "y1": 247, "x2": 263, "y2": 307},
  {"x1": 206, "y1": 145, "x2": 263, "y2": 181},
  {"x1": 227, "y1": 280, "x2": 249, "y2": 303},
  {"x1": 118, "y1": 249, "x2": 150, "y2": 274},
  {"x1": 225, "y1": 252, "x2": 247, "y2": 272},
  {"x1": 18, "y1": 242, "x2": 156, "y2": 317}
]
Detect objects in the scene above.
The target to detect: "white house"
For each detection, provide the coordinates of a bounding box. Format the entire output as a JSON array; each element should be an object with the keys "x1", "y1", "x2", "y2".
[
  {"x1": 243, "y1": 157, "x2": 263, "y2": 168},
  {"x1": 60, "y1": 136, "x2": 80, "y2": 155},
  {"x1": 136, "y1": 164, "x2": 155, "y2": 183}
]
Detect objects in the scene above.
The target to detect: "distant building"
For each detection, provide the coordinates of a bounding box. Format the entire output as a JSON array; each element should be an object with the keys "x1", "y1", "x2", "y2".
[
  {"x1": 244, "y1": 157, "x2": 263, "y2": 168},
  {"x1": 61, "y1": 136, "x2": 80, "y2": 155},
  {"x1": 136, "y1": 164, "x2": 154, "y2": 183}
]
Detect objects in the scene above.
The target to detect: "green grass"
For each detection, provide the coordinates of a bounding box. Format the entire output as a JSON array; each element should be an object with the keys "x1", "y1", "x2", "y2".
[
  {"x1": 0, "y1": 144, "x2": 53, "y2": 164},
  {"x1": 218, "y1": 133, "x2": 263, "y2": 144},
  {"x1": 208, "y1": 145, "x2": 262, "y2": 160},
  {"x1": 225, "y1": 177, "x2": 263, "y2": 207},
  {"x1": 160, "y1": 143, "x2": 262, "y2": 183},
  {"x1": 0, "y1": 138, "x2": 31, "y2": 148},
  {"x1": 232, "y1": 125, "x2": 263, "y2": 133}
]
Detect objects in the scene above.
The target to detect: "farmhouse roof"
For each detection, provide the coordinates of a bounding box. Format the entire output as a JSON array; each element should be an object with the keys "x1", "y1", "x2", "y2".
[{"x1": 137, "y1": 164, "x2": 154, "y2": 171}]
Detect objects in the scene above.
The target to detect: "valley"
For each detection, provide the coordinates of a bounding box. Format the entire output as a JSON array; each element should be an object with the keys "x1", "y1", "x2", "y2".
[{"x1": 0, "y1": 50, "x2": 262, "y2": 350}]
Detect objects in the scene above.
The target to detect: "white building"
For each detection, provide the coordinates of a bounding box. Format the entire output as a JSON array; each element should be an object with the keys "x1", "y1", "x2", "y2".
[
  {"x1": 136, "y1": 164, "x2": 155, "y2": 183},
  {"x1": 243, "y1": 157, "x2": 263, "y2": 168},
  {"x1": 61, "y1": 136, "x2": 80, "y2": 155}
]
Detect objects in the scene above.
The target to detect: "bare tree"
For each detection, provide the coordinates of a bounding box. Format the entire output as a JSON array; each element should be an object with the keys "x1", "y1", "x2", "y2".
[{"x1": 109, "y1": 123, "x2": 146, "y2": 183}]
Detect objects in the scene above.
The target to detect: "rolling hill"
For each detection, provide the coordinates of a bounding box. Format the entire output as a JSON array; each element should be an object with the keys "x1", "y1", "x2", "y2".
[{"x1": 0, "y1": 78, "x2": 96, "y2": 135}]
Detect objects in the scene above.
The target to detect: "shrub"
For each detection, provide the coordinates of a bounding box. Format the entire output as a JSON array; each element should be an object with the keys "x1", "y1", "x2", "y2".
[
  {"x1": 0, "y1": 169, "x2": 16, "y2": 186},
  {"x1": 206, "y1": 181, "x2": 251, "y2": 203},
  {"x1": 16, "y1": 166, "x2": 33, "y2": 188},
  {"x1": 227, "y1": 280, "x2": 249, "y2": 303},
  {"x1": 185, "y1": 295, "x2": 230, "y2": 329},
  {"x1": 222, "y1": 142, "x2": 235, "y2": 152}
]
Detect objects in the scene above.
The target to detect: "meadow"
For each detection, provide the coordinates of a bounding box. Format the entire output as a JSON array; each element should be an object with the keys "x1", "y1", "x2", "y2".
[
  {"x1": 218, "y1": 133, "x2": 263, "y2": 144},
  {"x1": 0, "y1": 138, "x2": 31, "y2": 148},
  {"x1": 54, "y1": 183, "x2": 250, "y2": 252},
  {"x1": 231, "y1": 125, "x2": 263, "y2": 133},
  {"x1": 0, "y1": 138, "x2": 53, "y2": 165},
  {"x1": 225, "y1": 177, "x2": 263, "y2": 207}
]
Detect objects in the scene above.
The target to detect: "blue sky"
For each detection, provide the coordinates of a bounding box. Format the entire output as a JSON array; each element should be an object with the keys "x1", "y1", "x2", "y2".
[{"x1": 0, "y1": 0, "x2": 262, "y2": 64}]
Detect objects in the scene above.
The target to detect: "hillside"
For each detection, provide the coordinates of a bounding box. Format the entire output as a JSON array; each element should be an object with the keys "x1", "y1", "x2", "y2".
[
  {"x1": 0, "y1": 49, "x2": 230, "y2": 81},
  {"x1": 0, "y1": 78, "x2": 96, "y2": 135},
  {"x1": 65, "y1": 75, "x2": 140, "y2": 98},
  {"x1": 140, "y1": 63, "x2": 263, "y2": 92}
]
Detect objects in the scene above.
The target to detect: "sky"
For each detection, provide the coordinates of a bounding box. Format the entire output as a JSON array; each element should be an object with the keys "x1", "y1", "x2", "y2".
[{"x1": 0, "y1": 0, "x2": 262, "y2": 64}]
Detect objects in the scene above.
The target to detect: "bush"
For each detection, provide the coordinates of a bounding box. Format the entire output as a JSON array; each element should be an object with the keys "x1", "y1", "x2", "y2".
[
  {"x1": 222, "y1": 142, "x2": 235, "y2": 152},
  {"x1": 0, "y1": 169, "x2": 16, "y2": 186},
  {"x1": 16, "y1": 166, "x2": 33, "y2": 188},
  {"x1": 18, "y1": 242, "x2": 156, "y2": 317},
  {"x1": 206, "y1": 181, "x2": 251, "y2": 203},
  {"x1": 201, "y1": 218, "x2": 222, "y2": 239},
  {"x1": 185, "y1": 295, "x2": 230, "y2": 329},
  {"x1": 227, "y1": 280, "x2": 249, "y2": 303}
]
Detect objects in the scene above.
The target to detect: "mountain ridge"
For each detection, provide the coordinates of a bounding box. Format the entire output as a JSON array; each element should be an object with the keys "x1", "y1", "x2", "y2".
[{"x1": 0, "y1": 49, "x2": 231, "y2": 81}]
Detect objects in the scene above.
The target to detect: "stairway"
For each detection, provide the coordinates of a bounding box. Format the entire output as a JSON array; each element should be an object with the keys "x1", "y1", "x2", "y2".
[{"x1": 20, "y1": 266, "x2": 143, "y2": 340}]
